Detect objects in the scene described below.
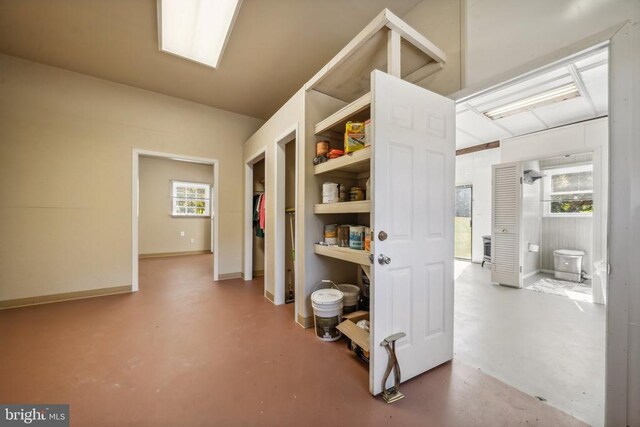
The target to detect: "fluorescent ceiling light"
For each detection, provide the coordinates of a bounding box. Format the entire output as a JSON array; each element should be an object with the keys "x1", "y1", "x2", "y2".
[
  {"x1": 484, "y1": 83, "x2": 580, "y2": 120},
  {"x1": 158, "y1": 0, "x2": 242, "y2": 69}
]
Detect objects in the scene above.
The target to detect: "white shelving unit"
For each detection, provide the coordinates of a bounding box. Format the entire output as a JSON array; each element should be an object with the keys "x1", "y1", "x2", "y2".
[
  {"x1": 299, "y1": 8, "x2": 454, "y2": 398},
  {"x1": 314, "y1": 200, "x2": 370, "y2": 214},
  {"x1": 313, "y1": 244, "x2": 370, "y2": 265}
]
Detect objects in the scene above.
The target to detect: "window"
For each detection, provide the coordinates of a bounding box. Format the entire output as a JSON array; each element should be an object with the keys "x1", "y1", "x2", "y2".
[
  {"x1": 543, "y1": 164, "x2": 593, "y2": 216},
  {"x1": 171, "y1": 181, "x2": 211, "y2": 217}
]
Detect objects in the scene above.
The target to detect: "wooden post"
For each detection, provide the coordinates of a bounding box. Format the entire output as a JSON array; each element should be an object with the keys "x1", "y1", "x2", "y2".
[{"x1": 387, "y1": 30, "x2": 401, "y2": 78}]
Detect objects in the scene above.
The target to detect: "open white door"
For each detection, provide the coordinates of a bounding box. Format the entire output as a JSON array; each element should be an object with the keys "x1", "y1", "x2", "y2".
[
  {"x1": 491, "y1": 162, "x2": 523, "y2": 287},
  {"x1": 370, "y1": 70, "x2": 455, "y2": 395}
]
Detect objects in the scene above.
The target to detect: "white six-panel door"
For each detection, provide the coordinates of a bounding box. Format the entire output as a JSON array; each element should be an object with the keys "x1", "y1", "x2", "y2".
[
  {"x1": 491, "y1": 162, "x2": 523, "y2": 287},
  {"x1": 370, "y1": 70, "x2": 455, "y2": 395}
]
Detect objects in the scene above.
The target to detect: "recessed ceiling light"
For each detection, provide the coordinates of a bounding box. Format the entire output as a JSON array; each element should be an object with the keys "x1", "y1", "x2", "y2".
[
  {"x1": 158, "y1": 0, "x2": 242, "y2": 69},
  {"x1": 484, "y1": 83, "x2": 580, "y2": 120}
]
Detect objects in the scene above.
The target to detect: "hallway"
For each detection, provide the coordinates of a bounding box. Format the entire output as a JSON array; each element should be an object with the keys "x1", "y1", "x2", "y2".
[{"x1": 0, "y1": 255, "x2": 585, "y2": 426}]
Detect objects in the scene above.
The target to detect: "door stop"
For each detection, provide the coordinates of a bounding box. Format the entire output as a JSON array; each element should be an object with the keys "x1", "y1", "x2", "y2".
[{"x1": 381, "y1": 332, "x2": 406, "y2": 403}]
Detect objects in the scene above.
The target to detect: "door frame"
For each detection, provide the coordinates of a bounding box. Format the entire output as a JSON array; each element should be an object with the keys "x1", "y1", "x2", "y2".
[
  {"x1": 243, "y1": 148, "x2": 266, "y2": 282},
  {"x1": 449, "y1": 22, "x2": 635, "y2": 425},
  {"x1": 132, "y1": 149, "x2": 220, "y2": 291},
  {"x1": 454, "y1": 184, "x2": 473, "y2": 261},
  {"x1": 273, "y1": 125, "x2": 299, "y2": 310}
]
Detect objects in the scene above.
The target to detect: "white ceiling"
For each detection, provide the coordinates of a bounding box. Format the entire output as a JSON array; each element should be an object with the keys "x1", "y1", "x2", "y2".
[
  {"x1": 456, "y1": 49, "x2": 608, "y2": 149},
  {"x1": 0, "y1": 0, "x2": 423, "y2": 119}
]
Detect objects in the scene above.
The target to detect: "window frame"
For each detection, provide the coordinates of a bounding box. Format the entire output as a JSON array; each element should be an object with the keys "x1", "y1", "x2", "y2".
[
  {"x1": 170, "y1": 180, "x2": 211, "y2": 218},
  {"x1": 542, "y1": 163, "x2": 594, "y2": 217}
]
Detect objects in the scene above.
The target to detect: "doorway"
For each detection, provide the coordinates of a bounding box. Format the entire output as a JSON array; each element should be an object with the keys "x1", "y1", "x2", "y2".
[
  {"x1": 132, "y1": 150, "x2": 219, "y2": 290},
  {"x1": 454, "y1": 185, "x2": 472, "y2": 260},
  {"x1": 451, "y1": 45, "x2": 609, "y2": 426}
]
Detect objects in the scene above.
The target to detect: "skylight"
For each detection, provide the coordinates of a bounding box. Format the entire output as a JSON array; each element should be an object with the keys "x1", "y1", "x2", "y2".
[{"x1": 158, "y1": 0, "x2": 242, "y2": 69}]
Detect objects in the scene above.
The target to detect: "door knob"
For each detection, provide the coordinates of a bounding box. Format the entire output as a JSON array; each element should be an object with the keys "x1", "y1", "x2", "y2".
[{"x1": 378, "y1": 254, "x2": 391, "y2": 265}]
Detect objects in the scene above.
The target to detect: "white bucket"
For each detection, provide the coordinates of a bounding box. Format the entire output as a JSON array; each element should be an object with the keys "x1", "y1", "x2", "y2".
[
  {"x1": 322, "y1": 182, "x2": 339, "y2": 204},
  {"x1": 311, "y1": 288, "x2": 344, "y2": 341},
  {"x1": 337, "y1": 284, "x2": 361, "y2": 314}
]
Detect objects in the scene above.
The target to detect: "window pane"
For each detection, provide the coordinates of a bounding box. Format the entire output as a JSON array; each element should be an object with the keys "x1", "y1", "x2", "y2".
[
  {"x1": 551, "y1": 171, "x2": 593, "y2": 193},
  {"x1": 550, "y1": 194, "x2": 593, "y2": 213}
]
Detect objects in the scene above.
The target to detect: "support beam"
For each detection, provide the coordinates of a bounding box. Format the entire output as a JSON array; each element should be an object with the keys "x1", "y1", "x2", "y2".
[
  {"x1": 387, "y1": 30, "x2": 401, "y2": 78},
  {"x1": 566, "y1": 63, "x2": 598, "y2": 117},
  {"x1": 404, "y1": 62, "x2": 444, "y2": 84},
  {"x1": 456, "y1": 141, "x2": 500, "y2": 156}
]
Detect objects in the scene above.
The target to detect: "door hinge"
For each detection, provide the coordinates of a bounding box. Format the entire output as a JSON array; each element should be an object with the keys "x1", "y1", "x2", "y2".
[
  {"x1": 520, "y1": 266, "x2": 522, "y2": 273},
  {"x1": 520, "y1": 177, "x2": 523, "y2": 184}
]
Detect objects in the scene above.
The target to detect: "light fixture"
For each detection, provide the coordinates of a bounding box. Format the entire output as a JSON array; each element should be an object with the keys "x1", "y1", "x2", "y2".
[
  {"x1": 484, "y1": 83, "x2": 580, "y2": 120},
  {"x1": 158, "y1": 0, "x2": 242, "y2": 69}
]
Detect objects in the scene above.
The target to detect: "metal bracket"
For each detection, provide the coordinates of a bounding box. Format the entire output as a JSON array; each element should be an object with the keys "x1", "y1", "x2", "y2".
[{"x1": 380, "y1": 332, "x2": 406, "y2": 403}]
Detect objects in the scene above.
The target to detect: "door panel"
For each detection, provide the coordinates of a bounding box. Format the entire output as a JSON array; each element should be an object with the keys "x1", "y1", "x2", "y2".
[
  {"x1": 491, "y1": 162, "x2": 522, "y2": 287},
  {"x1": 370, "y1": 70, "x2": 455, "y2": 395}
]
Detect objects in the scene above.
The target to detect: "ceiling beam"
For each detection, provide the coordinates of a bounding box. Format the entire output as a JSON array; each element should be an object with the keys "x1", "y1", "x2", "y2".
[
  {"x1": 567, "y1": 63, "x2": 598, "y2": 117},
  {"x1": 456, "y1": 141, "x2": 500, "y2": 156}
]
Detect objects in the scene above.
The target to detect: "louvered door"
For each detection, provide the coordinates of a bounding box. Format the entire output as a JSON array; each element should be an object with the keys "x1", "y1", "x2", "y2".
[{"x1": 491, "y1": 162, "x2": 522, "y2": 287}]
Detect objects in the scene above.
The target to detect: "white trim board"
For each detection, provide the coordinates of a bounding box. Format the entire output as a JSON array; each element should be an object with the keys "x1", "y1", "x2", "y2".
[
  {"x1": 132, "y1": 149, "x2": 220, "y2": 292},
  {"x1": 243, "y1": 148, "x2": 266, "y2": 282},
  {"x1": 273, "y1": 124, "x2": 299, "y2": 317}
]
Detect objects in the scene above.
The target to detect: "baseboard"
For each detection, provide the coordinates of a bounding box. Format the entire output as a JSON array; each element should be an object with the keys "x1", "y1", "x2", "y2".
[
  {"x1": 139, "y1": 250, "x2": 211, "y2": 259},
  {"x1": 252, "y1": 270, "x2": 264, "y2": 277},
  {"x1": 523, "y1": 269, "x2": 540, "y2": 279},
  {"x1": 0, "y1": 285, "x2": 132, "y2": 310},
  {"x1": 541, "y1": 269, "x2": 555, "y2": 274},
  {"x1": 296, "y1": 314, "x2": 313, "y2": 329},
  {"x1": 265, "y1": 290, "x2": 275, "y2": 303},
  {"x1": 217, "y1": 272, "x2": 242, "y2": 281}
]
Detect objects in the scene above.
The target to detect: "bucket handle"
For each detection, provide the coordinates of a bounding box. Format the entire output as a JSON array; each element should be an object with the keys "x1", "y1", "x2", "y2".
[{"x1": 312, "y1": 279, "x2": 341, "y2": 294}]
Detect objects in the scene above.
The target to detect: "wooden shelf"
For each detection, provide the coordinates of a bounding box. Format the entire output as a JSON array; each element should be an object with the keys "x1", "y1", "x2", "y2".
[
  {"x1": 314, "y1": 244, "x2": 370, "y2": 265},
  {"x1": 314, "y1": 200, "x2": 370, "y2": 214},
  {"x1": 314, "y1": 147, "x2": 371, "y2": 175},
  {"x1": 314, "y1": 92, "x2": 371, "y2": 135}
]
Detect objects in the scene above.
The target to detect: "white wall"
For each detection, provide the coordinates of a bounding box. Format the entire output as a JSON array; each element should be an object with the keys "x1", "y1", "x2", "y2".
[
  {"x1": 501, "y1": 118, "x2": 608, "y2": 304},
  {"x1": 243, "y1": 88, "x2": 305, "y2": 313},
  {"x1": 455, "y1": 147, "x2": 501, "y2": 263},
  {"x1": 521, "y1": 160, "x2": 541, "y2": 276},
  {"x1": 138, "y1": 157, "x2": 213, "y2": 256},
  {"x1": 0, "y1": 54, "x2": 263, "y2": 302},
  {"x1": 465, "y1": 0, "x2": 640, "y2": 87}
]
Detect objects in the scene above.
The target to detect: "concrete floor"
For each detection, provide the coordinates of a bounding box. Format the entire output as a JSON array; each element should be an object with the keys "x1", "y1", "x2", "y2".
[
  {"x1": 454, "y1": 261, "x2": 605, "y2": 426},
  {"x1": 0, "y1": 255, "x2": 587, "y2": 426}
]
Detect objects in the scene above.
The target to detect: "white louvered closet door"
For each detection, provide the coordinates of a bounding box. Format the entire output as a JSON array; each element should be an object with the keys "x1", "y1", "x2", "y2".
[{"x1": 491, "y1": 162, "x2": 522, "y2": 288}]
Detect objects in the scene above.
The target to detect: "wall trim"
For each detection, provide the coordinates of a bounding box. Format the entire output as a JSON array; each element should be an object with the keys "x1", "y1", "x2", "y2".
[
  {"x1": 0, "y1": 285, "x2": 132, "y2": 310},
  {"x1": 523, "y1": 269, "x2": 540, "y2": 279},
  {"x1": 252, "y1": 270, "x2": 264, "y2": 277},
  {"x1": 217, "y1": 272, "x2": 242, "y2": 281},
  {"x1": 265, "y1": 290, "x2": 275, "y2": 303},
  {"x1": 296, "y1": 314, "x2": 313, "y2": 329},
  {"x1": 139, "y1": 250, "x2": 211, "y2": 259}
]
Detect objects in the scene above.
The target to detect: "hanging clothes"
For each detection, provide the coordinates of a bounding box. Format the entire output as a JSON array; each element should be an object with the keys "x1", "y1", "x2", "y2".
[
  {"x1": 253, "y1": 193, "x2": 265, "y2": 238},
  {"x1": 259, "y1": 193, "x2": 266, "y2": 231}
]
